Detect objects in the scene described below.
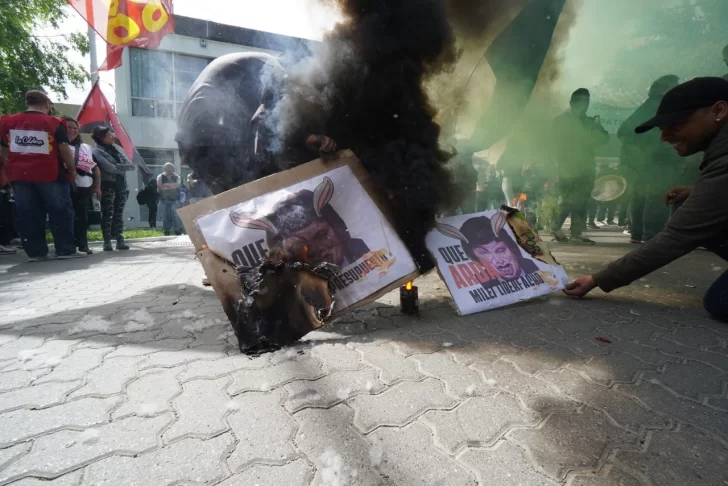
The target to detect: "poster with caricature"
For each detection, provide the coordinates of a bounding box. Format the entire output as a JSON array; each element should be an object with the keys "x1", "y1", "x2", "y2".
[
  {"x1": 196, "y1": 165, "x2": 418, "y2": 311},
  {"x1": 425, "y1": 210, "x2": 569, "y2": 315}
]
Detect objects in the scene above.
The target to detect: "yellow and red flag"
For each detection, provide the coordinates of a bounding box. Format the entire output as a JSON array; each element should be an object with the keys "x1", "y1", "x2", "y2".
[{"x1": 66, "y1": 0, "x2": 175, "y2": 71}]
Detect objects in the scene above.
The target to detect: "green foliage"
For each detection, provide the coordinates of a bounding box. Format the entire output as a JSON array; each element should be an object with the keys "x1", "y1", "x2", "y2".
[{"x1": 0, "y1": 0, "x2": 89, "y2": 114}]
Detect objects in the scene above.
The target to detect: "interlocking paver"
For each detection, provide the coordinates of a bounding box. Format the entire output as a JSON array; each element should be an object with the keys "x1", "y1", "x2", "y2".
[
  {"x1": 615, "y1": 426, "x2": 728, "y2": 486},
  {"x1": 567, "y1": 352, "x2": 655, "y2": 387},
  {"x1": 0, "y1": 369, "x2": 44, "y2": 392},
  {"x1": 356, "y1": 342, "x2": 423, "y2": 384},
  {"x1": 617, "y1": 379, "x2": 728, "y2": 444},
  {"x1": 643, "y1": 361, "x2": 727, "y2": 401},
  {"x1": 569, "y1": 466, "x2": 643, "y2": 486},
  {"x1": 413, "y1": 352, "x2": 498, "y2": 399},
  {"x1": 82, "y1": 434, "x2": 233, "y2": 486},
  {"x1": 226, "y1": 390, "x2": 298, "y2": 472},
  {"x1": 0, "y1": 233, "x2": 726, "y2": 485},
  {"x1": 217, "y1": 459, "x2": 312, "y2": 486},
  {"x1": 293, "y1": 404, "x2": 382, "y2": 485},
  {"x1": 509, "y1": 408, "x2": 639, "y2": 481},
  {"x1": 310, "y1": 342, "x2": 363, "y2": 373},
  {"x1": 504, "y1": 345, "x2": 583, "y2": 375},
  {"x1": 0, "y1": 442, "x2": 31, "y2": 470},
  {"x1": 543, "y1": 369, "x2": 671, "y2": 434},
  {"x1": 368, "y1": 423, "x2": 477, "y2": 485},
  {"x1": 137, "y1": 343, "x2": 228, "y2": 369},
  {"x1": 446, "y1": 342, "x2": 509, "y2": 366},
  {"x1": 0, "y1": 339, "x2": 81, "y2": 373},
  {"x1": 68, "y1": 356, "x2": 140, "y2": 399},
  {"x1": 227, "y1": 355, "x2": 323, "y2": 394},
  {"x1": 420, "y1": 393, "x2": 541, "y2": 454},
  {"x1": 34, "y1": 348, "x2": 113, "y2": 384},
  {"x1": 163, "y1": 377, "x2": 231, "y2": 442},
  {"x1": 8, "y1": 470, "x2": 83, "y2": 486},
  {"x1": 349, "y1": 378, "x2": 457, "y2": 433},
  {"x1": 0, "y1": 414, "x2": 172, "y2": 484},
  {"x1": 0, "y1": 381, "x2": 81, "y2": 413},
  {"x1": 112, "y1": 368, "x2": 181, "y2": 419},
  {"x1": 284, "y1": 368, "x2": 383, "y2": 412},
  {"x1": 459, "y1": 441, "x2": 557, "y2": 485},
  {"x1": 0, "y1": 396, "x2": 120, "y2": 447},
  {"x1": 103, "y1": 339, "x2": 190, "y2": 359},
  {"x1": 471, "y1": 360, "x2": 579, "y2": 413},
  {"x1": 0, "y1": 336, "x2": 51, "y2": 364},
  {"x1": 177, "y1": 354, "x2": 269, "y2": 382}
]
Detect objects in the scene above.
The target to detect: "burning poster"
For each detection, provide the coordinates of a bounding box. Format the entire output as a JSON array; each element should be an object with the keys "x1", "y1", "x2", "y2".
[
  {"x1": 425, "y1": 210, "x2": 568, "y2": 315},
  {"x1": 196, "y1": 164, "x2": 417, "y2": 311}
]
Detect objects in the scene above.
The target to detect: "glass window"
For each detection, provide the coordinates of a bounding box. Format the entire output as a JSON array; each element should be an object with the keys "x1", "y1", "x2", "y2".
[
  {"x1": 130, "y1": 48, "x2": 210, "y2": 118},
  {"x1": 174, "y1": 54, "x2": 209, "y2": 101}
]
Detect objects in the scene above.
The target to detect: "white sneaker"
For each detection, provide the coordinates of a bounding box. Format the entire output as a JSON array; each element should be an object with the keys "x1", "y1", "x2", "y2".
[
  {"x1": 0, "y1": 245, "x2": 16, "y2": 255},
  {"x1": 57, "y1": 251, "x2": 88, "y2": 260}
]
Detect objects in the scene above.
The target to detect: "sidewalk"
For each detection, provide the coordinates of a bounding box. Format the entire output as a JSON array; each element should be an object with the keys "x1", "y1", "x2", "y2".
[{"x1": 0, "y1": 229, "x2": 726, "y2": 485}]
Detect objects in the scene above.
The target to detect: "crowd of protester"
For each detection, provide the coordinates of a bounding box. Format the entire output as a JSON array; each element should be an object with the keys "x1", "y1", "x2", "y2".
[
  {"x1": 465, "y1": 45, "x2": 728, "y2": 248},
  {"x1": 0, "y1": 90, "x2": 211, "y2": 261}
]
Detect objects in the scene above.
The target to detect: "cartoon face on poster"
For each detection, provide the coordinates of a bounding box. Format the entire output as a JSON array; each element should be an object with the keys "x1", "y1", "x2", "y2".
[
  {"x1": 425, "y1": 211, "x2": 568, "y2": 315},
  {"x1": 196, "y1": 165, "x2": 417, "y2": 311}
]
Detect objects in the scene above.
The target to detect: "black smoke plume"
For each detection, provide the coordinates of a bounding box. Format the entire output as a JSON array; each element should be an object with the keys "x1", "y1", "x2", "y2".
[{"x1": 266, "y1": 0, "x2": 461, "y2": 271}]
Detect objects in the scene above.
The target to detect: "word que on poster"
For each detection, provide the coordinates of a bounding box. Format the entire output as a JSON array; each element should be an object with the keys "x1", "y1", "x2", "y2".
[
  {"x1": 196, "y1": 165, "x2": 417, "y2": 311},
  {"x1": 426, "y1": 210, "x2": 568, "y2": 315}
]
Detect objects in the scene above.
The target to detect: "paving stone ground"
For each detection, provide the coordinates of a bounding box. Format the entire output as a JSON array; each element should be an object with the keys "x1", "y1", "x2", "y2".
[{"x1": 0, "y1": 230, "x2": 727, "y2": 485}]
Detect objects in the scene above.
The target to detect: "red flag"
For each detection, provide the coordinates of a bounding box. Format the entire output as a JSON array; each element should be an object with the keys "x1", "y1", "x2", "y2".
[
  {"x1": 67, "y1": 0, "x2": 174, "y2": 71},
  {"x1": 76, "y1": 81, "x2": 152, "y2": 176}
]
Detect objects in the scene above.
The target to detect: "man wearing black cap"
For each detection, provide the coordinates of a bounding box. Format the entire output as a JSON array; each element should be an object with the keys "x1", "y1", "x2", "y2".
[
  {"x1": 0, "y1": 91, "x2": 84, "y2": 261},
  {"x1": 564, "y1": 77, "x2": 728, "y2": 321}
]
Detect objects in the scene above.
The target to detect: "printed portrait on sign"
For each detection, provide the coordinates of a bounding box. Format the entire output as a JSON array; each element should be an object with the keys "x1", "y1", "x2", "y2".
[
  {"x1": 195, "y1": 164, "x2": 418, "y2": 312},
  {"x1": 229, "y1": 177, "x2": 370, "y2": 268},
  {"x1": 459, "y1": 216, "x2": 539, "y2": 281},
  {"x1": 427, "y1": 209, "x2": 568, "y2": 316}
]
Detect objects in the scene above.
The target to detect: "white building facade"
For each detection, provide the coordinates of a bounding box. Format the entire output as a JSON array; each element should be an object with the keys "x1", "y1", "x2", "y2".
[{"x1": 114, "y1": 16, "x2": 312, "y2": 226}]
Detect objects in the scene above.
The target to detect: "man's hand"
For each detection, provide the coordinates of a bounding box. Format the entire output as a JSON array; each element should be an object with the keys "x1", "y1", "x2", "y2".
[
  {"x1": 563, "y1": 275, "x2": 597, "y2": 297},
  {"x1": 94, "y1": 186, "x2": 102, "y2": 200},
  {"x1": 663, "y1": 186, "x2": 692, "y2": 205},
  {"x1": 305, "y1": 135, "x2": 337, "y2": 153}
]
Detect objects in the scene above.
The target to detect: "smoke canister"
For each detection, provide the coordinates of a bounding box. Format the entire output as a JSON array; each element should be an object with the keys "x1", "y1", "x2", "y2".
[{"x1": 400, "y1": 281, "x2": 418, "y2": 315}]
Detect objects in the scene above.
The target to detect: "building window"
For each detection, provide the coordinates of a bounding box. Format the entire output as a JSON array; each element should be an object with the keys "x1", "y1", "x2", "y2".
[{"x1": 130, "y1": 48, "x2": 210, "y2": 119}]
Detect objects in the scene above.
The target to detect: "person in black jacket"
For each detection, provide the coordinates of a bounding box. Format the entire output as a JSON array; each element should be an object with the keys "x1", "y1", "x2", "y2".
[
  {"x1": 136, "y1": 178, "x2": 159, "y2": 229},
  {"x1": 91, "y1": 126, "x2": 136, "y2": 251}
]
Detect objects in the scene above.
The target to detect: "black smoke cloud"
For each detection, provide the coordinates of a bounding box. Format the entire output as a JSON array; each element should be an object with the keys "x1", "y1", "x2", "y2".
[{"x1": 265, "y1": 0, "x2": 462, "y2": 271}]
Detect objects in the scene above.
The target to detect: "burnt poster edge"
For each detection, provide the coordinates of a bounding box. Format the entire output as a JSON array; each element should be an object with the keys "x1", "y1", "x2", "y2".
[{"x1": 177, "y1": 150, "x2": 420, "y2": 317}]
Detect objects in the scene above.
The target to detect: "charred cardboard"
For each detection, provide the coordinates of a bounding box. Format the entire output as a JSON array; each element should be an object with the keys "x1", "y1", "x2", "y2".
[{"x1": 177, "y1": 150, "x2": 421, "y2": 322}]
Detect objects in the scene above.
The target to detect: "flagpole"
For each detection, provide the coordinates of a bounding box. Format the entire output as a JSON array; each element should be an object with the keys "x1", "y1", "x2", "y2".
[{"x1": 88, "y1": 25, "x2": 98, "y2": 83}]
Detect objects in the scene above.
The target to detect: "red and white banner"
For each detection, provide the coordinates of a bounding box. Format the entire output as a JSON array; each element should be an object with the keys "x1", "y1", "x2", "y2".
[
  {"x1": 76, "y1": 81, "x2": 151, "y2": 175},
  {"x1": 66, "y1": 0, "x2": 175, "y2": 70}
]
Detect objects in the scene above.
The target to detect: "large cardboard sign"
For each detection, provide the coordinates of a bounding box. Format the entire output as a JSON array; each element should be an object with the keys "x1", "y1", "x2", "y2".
[
  {"x1": 178, "y1": 151, "x2": 419, "y2": 315},
  {"x1": 426, "y1": 210, "x2": 568, "y2": 315}
]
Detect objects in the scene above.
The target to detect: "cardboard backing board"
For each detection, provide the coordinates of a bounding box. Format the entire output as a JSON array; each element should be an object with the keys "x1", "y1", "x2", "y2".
[{"x1": 177, "y1": 150, "x2": 420, "y2": 316}]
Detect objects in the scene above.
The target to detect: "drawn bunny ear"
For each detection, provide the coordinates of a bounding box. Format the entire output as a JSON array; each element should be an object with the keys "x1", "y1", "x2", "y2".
[
  {"x1": 436, "y1": 223, "x2": 469, "y2": 244},
  {"x1": 313, "y1": 176, "x2": 334, "y2": 217},
  {"x1": 229, "y1": 211, "x2": 278, "y2": 234},
  {"x1": 491, "y1": 211, "x2": 507, "y2": 236}
]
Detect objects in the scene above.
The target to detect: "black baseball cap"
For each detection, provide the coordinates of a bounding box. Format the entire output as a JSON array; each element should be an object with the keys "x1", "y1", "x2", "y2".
[{"x1": 635, "y1": 77, "x2": 728, "y2": 133}]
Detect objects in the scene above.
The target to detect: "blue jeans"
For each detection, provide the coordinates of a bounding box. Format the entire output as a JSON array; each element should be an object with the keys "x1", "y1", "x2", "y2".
[
  {"x1": 159, "y1": 199, "x2": 182, "y2": 233},
  {"x1": 12, "y1": 180, "x2": 75, "y2": 257}
]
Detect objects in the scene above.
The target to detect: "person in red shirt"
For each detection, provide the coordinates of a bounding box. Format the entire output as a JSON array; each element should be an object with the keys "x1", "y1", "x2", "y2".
[{"x1": 0, "y1": 90, "x2": 85, "y2": 261}]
